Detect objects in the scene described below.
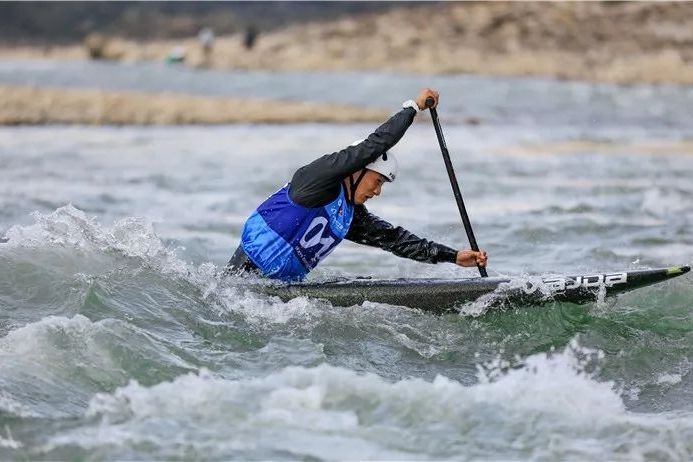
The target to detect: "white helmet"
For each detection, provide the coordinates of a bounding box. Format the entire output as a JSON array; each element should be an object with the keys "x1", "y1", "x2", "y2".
[
  {"x1": 350, "y1": 139, "x2": 399, "y2": 182},
  {"x1": 365, "y1": 152, "x2": 398, "y2": 182}
]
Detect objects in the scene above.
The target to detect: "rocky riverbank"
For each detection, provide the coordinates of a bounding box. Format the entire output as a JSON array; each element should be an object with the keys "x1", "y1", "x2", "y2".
[
  {"x1": 0, "y1": 85, "x2": 387, "y2": 125},
  {"x1": 2, "y1": 2, "x2": 693, "y2": 85}
]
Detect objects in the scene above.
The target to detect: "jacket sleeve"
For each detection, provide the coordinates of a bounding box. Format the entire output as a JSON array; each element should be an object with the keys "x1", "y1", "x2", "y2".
[
  {"x1": 345, "y1": 205, "x2": 458, "y2": 264},
  {"x1": 289, "y1": 107, "x2": 417, "y2": 208}
]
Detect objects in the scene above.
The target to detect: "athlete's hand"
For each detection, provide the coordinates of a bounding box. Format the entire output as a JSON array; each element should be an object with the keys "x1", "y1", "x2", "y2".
[
  {"x1": 456, "y1": 249, "x2": 488, "y2": 268},
  {"x1": 415, "y1": 88, "x2": 439, "y2": 110}
]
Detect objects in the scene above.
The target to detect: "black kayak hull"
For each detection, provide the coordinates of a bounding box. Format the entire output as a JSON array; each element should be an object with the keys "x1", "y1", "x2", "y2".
[{"x1": 250, "y1": 266, "x2": 690, "y2": 313}]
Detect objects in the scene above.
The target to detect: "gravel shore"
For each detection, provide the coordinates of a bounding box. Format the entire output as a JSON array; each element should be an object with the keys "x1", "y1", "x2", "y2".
[
  {"x1": 0, "y1": 85, "x2": 387, "y2": 125},
  {"x1": 2, "y1": 2, "x2": 692, "y2": 85}
]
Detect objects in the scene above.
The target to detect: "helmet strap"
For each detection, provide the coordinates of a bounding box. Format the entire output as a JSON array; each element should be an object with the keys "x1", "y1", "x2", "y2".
[{"x1": 347, "y1": 169, "x2": 368, "y2": 204}]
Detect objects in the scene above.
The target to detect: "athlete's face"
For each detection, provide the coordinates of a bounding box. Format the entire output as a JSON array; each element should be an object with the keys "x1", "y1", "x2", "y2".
[{"x1": 355, "y1": 170, "x2": 387, "y2": 205}]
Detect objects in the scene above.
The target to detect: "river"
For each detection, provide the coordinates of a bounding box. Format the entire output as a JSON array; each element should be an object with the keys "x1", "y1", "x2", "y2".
[{"x1": 0, "y1": 61, "x2": 692, "y2": 459}]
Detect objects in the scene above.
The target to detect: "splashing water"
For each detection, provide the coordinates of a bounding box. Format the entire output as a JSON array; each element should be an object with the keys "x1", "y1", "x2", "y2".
[{"x1": 1, "y1": 70, "x2": 693, "y2": 459}]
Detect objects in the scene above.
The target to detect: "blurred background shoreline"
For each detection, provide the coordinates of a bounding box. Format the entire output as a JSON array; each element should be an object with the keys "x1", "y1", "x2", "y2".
[{"x1": 1, "y1": 1, "x2": 693, "y2": 125}]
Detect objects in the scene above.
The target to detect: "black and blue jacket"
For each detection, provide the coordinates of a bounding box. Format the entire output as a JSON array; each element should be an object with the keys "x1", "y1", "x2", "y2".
[{"x1": 239, "y1": 106, "x2": 458, "y2": 281}]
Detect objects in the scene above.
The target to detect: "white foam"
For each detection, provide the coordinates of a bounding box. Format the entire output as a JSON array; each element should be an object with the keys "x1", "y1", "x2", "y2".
[
  {"x1": 43, "y1": 341, "x2": 693, "y2": 460},
  {"x1": 0, "y1": 314, "x2": 96, "y2": 356},
  {"x1": 2, "y1": 205, "x2": 191, "y2": 276},
  {"x1": 476, "y1": 339, "x2": 618, "y2": 417},
  {"x1": 2, "y1": 205, "x2": 330, "y2": 327},
  {"x1": 0, "y1": 391, "x2": 40, "y2": 419},
  {"x1": 0, "y1": 425, "x2": 22, "y2": 449},
  {"x1": 656, "y1": 373, "x2": 682, "y2": 386},
  {"x1": 457, "y1": 274, "x2": 552, "y2": 316},
  {"x1": 214, "y1": 285, "x2": 322, "y2": 326}
]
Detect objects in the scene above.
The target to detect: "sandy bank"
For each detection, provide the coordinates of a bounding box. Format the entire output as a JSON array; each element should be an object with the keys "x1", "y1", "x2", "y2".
[
  {"x1": 0, "y1": 85, "x2": 387, "y2": 125},
  {"x1": 2, "y1": 2, "x2": 693, "y2": 85},
  {"x1": 494, "y1": 140, "x2": 693, "y2": 157}
]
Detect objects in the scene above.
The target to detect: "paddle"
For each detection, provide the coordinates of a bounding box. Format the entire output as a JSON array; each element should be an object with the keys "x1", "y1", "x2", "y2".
[{"x1": 425, "y1": 96, "x2": 488, "y2": 277}]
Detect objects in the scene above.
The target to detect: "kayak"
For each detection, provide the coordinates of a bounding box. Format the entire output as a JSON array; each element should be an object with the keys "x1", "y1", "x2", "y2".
[{"x1": 251, "y1": 266, "x2": 690, "y2": 313}]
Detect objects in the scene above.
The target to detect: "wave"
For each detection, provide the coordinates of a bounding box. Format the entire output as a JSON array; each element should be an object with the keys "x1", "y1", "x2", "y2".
[
  {"x1": 1, "y1": 204, "x2": 191, "y2": 273},
  {"x1": 0, "y1": 314, "x2": 197, "y2": 419},
  {"x1": 32, "y1": 341, "x2": 693, "y2": 460},
  {"x1": 1, "y1": 205, "x2": 691, "y2": 454},
  {"x1": 2, "y1": 206, "x2": 690, "y2": 362}
]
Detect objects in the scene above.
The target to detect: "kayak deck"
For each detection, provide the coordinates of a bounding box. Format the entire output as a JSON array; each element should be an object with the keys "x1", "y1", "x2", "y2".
[{"x1": 249, "y1": 266, "x2": 690, "y2": 313}]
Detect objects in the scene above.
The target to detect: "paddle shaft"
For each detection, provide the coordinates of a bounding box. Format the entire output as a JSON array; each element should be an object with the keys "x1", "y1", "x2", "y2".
[{"x1": 426, "y1": 97, "x2": 488, "y2": 277}]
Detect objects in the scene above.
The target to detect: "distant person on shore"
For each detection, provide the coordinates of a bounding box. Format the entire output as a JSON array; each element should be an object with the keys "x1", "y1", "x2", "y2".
[
  {"x1": 198, "y1": 27, "x2": 215, "y2": 66},
  {"x1": 226, "y1": 88, "x2": 488, "y2": 281},
  {"x1": 243, "y1": 25, "x2": 258, "y2": 50}
]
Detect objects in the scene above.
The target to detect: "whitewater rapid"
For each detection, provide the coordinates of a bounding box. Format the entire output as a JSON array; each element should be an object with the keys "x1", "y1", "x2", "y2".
[
  {"x1": 1, "y1": 66, "x2": 693, "y2": 459},
  {"x1": 1, "y1": 204, "x2": 691, "y2": 459}
]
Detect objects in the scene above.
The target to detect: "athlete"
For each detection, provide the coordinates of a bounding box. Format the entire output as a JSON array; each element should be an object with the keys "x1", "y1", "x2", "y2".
[{"x1": 228, "y1": 88, "x2": 488, "y2": 281}]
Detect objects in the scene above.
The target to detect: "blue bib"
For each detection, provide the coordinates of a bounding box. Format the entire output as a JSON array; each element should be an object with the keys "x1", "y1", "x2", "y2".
[{"x1": 240, "y1": 184, "x2": 354, "y2": 281}]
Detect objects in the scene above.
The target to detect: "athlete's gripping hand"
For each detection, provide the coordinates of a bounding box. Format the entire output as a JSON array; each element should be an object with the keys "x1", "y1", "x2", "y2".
[
  {"x1": 456, "y1": 249, "x2": 488, "y2": 268},
  {"x1": 415, "y1": 88, "x2": 439, "y2": 110}
]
